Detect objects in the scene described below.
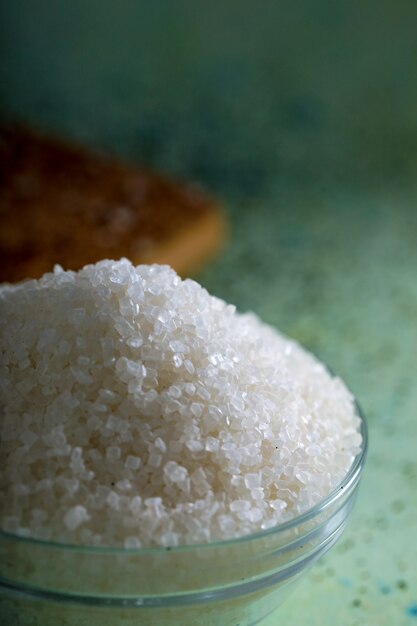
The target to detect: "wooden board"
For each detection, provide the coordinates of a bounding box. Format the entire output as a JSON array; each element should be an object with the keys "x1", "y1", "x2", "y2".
[{"x1": 0, "y1": 126, "x2": 226, "y2": 283}]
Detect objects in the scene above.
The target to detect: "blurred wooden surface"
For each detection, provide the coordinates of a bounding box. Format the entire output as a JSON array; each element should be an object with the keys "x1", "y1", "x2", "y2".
[{"x1": 0, "y1": 126, "x2": 226, "y2": 282}]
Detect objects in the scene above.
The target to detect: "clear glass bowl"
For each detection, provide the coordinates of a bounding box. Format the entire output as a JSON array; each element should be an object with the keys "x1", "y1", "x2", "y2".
[{"x1": 0, "y1": 402, "x2": 367, "y2": 626}]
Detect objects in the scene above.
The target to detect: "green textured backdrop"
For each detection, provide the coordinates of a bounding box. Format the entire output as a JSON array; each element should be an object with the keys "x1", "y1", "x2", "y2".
[{"x1": 1, "y1": 2, "x2": 417, "y2": 624}]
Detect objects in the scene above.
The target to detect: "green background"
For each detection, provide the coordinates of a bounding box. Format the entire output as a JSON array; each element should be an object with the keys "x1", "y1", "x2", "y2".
[{"x1": 1, "y1": 2, "x2": 417, "y2": 624}]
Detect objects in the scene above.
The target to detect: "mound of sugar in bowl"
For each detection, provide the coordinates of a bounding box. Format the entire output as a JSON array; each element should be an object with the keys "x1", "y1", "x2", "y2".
[{"x1": 0, "y1": 260, "x2": 362, "y2": 547}]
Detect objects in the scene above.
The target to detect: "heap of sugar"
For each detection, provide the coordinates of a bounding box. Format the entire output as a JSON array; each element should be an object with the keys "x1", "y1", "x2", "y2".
[{"x1": 0, "y1": 260, "x2": 362, "y2": 548}]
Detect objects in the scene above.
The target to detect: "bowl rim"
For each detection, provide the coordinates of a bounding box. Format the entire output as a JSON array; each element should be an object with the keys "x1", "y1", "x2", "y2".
[{"x1": 0, "y1": 398, "x2": 368, "y2": 556}]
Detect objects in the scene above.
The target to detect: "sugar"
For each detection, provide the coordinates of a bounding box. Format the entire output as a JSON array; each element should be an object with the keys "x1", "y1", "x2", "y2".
[
  {"x1": 0, "y1": 259, "x2": 362, "y2": 548},
  {"x1": 3, "y1": 516, "x2": 20, "y2": 533},
  {"x1": 207, "y1": 436, "x2": 223, "y2": 454},
  {"x1": 230, "y1": 500, "x2": 251, "y2": 513},
  {"x1": 184, "y1": 360, "x2": 195, "y2": 375},
  {"x1": 148, "y1": 453, "x2": 162, "y2": 468},
  {"x1": 218, "y1": 515, "x2": 236, "y2": 534},
  {"x1": 128, "y1": 496, "x2": 142, "y2": 514},
  {"x1": 244, "y1": 473, "x2": 262, "y2": 489},
  {"x1": 172, "y1": 354, "x2": 183, "y2": 368},
  {"x1": 169, "y1": 386, "x2": 182, "y2": 399},
  {"x1": 127, "y1": 337, "x2": 143, "y2": 349},
  {"x1": 99, "y1": 389, "x2": 117, "y2": 402},
  {"x1": 158, "y1": 531, "x2": 180, "y2": 547},
  {"x1": 305, "y1": 444, "x2": 321, "y2": 456},
  {"x1": 106, "y1": 491, "x2": 120, "y2": 510},
  {"x1": 125, "y1": 455, "x2": 141, "y2": 470},
  {"x1": 20, "y1": 430, "x2": 38, "y2": 448},
  {"x1": 106, "y1": 446, "x2": 121, "y2": 461},
  {"x1": 116, "y1": 479, "x2": 132, "y2": 492},
  {"x1": 63, "y1": 506, "x2": 89, "y2": 531},
  {"x1": 270, "y1": 499, "x2": 288, "y2": 512},
  {"x1": 190, "y1": 402, "x2": 204, "y2": 417},
  {"x1": 169, "y1": 340, "x2": 189, "y2": 354},
  {"x1": 124, "y1": 536, "x2": 142, "y2": 549},
  {"x1": 246, "y1": 508, "x2": 263, "y2": 523},
  {"x1": 185, "y1": 440, "x2": 204, "y2": 453},
  {"x1": 164, "y1": 461, "x2": 188, "y2": 483},
  {"x1": 154, "y1": 437, "x2": 167, "y2": 453}
]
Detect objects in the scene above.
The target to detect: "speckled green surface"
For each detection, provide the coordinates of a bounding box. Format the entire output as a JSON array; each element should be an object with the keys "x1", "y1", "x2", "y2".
[
  {"x1": 1, "y1": 2, "x2": 417, "y2": 624},
  {"x1": 200, "y1": 191, "x2": 417, "y2": 625}
]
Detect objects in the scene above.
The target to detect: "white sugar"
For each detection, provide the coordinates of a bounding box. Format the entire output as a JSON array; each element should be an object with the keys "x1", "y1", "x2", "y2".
[
  {"x1": 124, "y1": 536, "x2": 142, "y2": 549},
  {"x1": 0, "y1": 259, "x2": 362, "y2": 548},
  {"x1": 106, "y1": 446, "x2": 121, "y2": 461},
  {"x1": 64, "y1": 506, "x2": 89, "y2": 531},
  {"x1": 125, "y1": 455, "x2": 141, "y2": 470}
]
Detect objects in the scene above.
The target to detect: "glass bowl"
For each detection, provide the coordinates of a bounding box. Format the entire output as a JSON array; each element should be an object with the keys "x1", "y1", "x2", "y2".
[{"x1": 0, "y1": 402, "x2": 367, "y2": 626}]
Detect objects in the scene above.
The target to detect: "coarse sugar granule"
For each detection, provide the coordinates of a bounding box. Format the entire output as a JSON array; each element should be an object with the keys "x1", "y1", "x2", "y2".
[{"x1": 0, "y1": 259, "x2": 362, "y2": 547}]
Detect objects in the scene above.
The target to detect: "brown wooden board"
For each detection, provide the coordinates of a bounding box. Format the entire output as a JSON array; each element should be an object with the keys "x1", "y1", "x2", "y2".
[{"x1": 0, "y1": 126, "x2": 226, "y2": 283}]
